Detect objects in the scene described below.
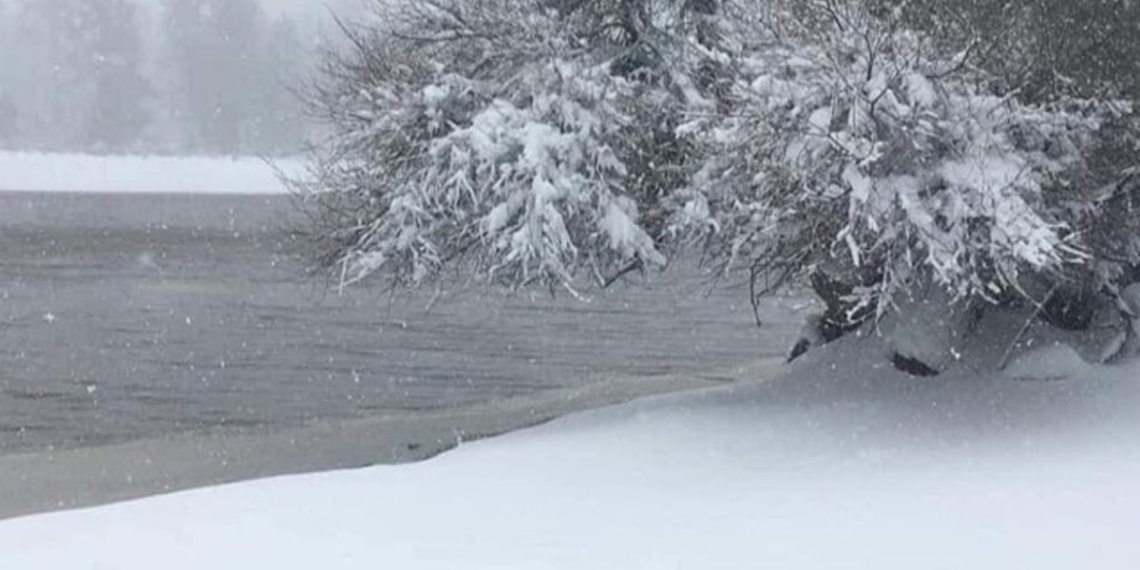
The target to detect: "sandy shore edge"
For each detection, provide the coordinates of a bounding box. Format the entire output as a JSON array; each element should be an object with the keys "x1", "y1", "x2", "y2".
[{"x1": 0, "y1": 358, "x2": 783, "y2": 521}]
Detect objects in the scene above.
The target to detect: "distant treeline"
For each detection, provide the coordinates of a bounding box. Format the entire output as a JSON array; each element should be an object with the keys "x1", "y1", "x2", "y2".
[{"x1": 0, "y1": 0, "x2": 328, "y2": 156}]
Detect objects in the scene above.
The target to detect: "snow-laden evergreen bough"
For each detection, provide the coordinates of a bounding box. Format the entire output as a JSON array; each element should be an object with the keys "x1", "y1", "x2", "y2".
[{"x1": 297, "y1": 0, "x2": 1139, "y2": 341}]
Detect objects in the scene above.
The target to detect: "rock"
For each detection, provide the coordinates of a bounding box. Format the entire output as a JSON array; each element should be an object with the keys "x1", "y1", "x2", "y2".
[
  {"x1": 1004, "y1": 343, "x2": 1090, "y2": 381},
  {"x1": 877, "y1": 282, "x2": 976, "y2": 377},
  {"x1": 1041, "y1": 284, "x2": 1098, "y2": 331},
  {"x1": 810, "y1": 267, "x2": 877, "y2": 340},
  {"x1": 787, "y1": 314, "x2": 826, "y2": 362},
  {"x1": 1104, "y1": 283, "x2": 1140, "y2": 363},
  {"x1": 891, "y1": 352, "x2": 940, "y2": 377},
  {"x1": 788, "y1": 265, "x2": 880, "y2": 362}
]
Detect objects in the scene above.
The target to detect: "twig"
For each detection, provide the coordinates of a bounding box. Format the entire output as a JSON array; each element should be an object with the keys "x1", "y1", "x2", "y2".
[
  {"x1": 603, "y1": 259, "x2": 643, "y2": 289},
  {"x1": 749, "y1": 262, "x2": 764, "y2": 328},
  {"x1": 997, "y1": 285, "x2": 1057, "y2": 371}
]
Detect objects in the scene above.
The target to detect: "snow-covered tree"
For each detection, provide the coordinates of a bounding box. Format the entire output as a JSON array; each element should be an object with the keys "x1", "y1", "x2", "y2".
[
  {"x1": 693, "y1": 1, "x2": 1139, "y2": 332},
  {"x1": 296, "y1": 0, "x2": 715, "y2": 293},
  {"x1": 296, "y1": 0, "x2": 1140, "y2": 366},
  {"x1": 161, "y1": 0, "x2": 316, "y2": 155},
  {"x1": 867, "y1": 0, "x2": 1140, "y2": 104},
  {"x1": 163, "y1": 0, "x2": 269, "y2": 154},
  {"x1": 248, "y1": 15, "x2": 309, "y2": 155},
  {"x1": 83, "y1": 0, "x2": 152, "y2": 151},
  {"x1": 3, "y1": 0, "x2": 150, "y2": 152},
  {"x1": 0, "y1": 90, "x2": 17, "y2": 147}
]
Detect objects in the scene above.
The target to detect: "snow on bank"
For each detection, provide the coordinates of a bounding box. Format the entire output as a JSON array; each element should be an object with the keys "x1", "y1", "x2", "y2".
[
  {"x1": 0, "y1": 152, "x2": 303, "y2": 194},
  {"x1": 2, "y1": 342, "x2": 1140, "y2": 569}
]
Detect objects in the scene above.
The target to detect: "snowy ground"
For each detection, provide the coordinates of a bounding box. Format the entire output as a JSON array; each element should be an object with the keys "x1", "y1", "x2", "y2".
[
  {"x1": 0, "y1": 151, "x2": 301, "y2": 194},
  {"x1": 2, "y1": 332, "x2": 1139, "y2": 569}
]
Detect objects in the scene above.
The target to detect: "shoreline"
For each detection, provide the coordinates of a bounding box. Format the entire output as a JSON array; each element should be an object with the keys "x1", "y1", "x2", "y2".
[
  {"x1": 0, "y1": 358, "x2": 783, "y2": 521},
  {"x1": 1, "y1": 190, "x2": 796, "y2": 456}
]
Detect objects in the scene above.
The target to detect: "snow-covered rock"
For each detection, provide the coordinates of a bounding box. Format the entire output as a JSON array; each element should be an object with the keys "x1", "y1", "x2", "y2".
[
  {"x1": 1104, "y1": 283, "x2": 1140, "y2": 363},
  {"x1": 876, "y1": 283, "x2": 977, "y2": 374},
  {"x1": 1003, "y1": 343, "x2": 1092, "y2": 381}
]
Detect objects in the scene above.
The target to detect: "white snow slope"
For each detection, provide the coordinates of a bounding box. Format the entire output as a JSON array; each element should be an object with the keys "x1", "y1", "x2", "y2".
[
  {"x1": 0, "y1": 152, "x2": 301, "y2": 194},
  {"x1": 2, "y1": 338, "x2": 1140, "y2": 569}
]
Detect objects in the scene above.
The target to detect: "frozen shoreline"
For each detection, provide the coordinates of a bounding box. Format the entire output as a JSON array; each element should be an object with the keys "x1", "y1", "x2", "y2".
[{"x1": 0, "y1": 151, "x2": 303, "y2": 194}]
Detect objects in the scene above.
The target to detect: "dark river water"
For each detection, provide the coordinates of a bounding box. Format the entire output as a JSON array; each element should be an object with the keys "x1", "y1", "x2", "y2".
[{"x1": 0, "y1": 192, "x2": 800, "y2": 454}]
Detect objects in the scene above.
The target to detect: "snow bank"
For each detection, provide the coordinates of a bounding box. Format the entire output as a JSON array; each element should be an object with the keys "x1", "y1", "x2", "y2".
[
  {"x1": 2, "y1": 344, "x2": 1140, "y2": 569},
  {"x1": 0, "y1": 152, "x2": 302, "y2": 194}
]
